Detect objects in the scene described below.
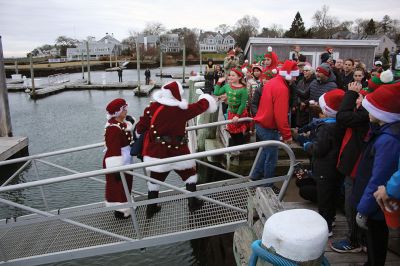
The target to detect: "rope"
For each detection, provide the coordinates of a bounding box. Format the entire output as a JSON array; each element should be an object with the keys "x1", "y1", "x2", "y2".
[{"x1": 249, "y1": 240, "x2": 330, "y2": 266}]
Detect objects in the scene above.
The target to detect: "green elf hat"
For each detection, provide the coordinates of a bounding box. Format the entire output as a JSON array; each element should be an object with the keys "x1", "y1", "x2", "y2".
[{"x1": 362, "y1": 69, "x2": 394, "y2": 96}]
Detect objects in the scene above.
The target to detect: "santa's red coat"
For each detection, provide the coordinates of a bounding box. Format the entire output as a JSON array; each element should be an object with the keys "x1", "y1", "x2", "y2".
[{"x1": 103, "y1": 118, "x2": 133, "y2": 203}]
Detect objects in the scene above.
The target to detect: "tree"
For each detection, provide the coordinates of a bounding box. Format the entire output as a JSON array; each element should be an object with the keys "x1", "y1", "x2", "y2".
[
  {"x1": 55, "y1": 36, "x2": 79, "y2": 56},
  {"x1": 142, "y1": 22, "x2": 166, "y2": 36},
  {"x1": 215, "y1": 24, "x2": 231, "y2": 34},
  {"x1": 284, "y1": 12, "x2": 307, "y2": 38},
  {"x1": 169, "y1": 28, "x2": 199, "y2": 57},
  {"x1": 365, "y1": 19, "x2": 376, "y2": 35},
  {"x1": 353, "y1": 18, "x2": 369, "y2": 36},
  {"x1": 312, "y1": 5, "x2": 339, "y2": 38},
  {"x1": 379, "y1": 15, "x2": 392, "y2": 34},
  {"x1": 234, "y1": 15, "x2": 260, "y2": 48},
  {"x1": 258, "y1": 24, "x2": 285, "y2": 38}
]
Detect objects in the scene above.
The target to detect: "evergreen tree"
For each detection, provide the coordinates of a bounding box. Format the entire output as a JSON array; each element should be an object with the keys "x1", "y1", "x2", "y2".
[
  {"x1": 285, "y1": 12, "x2": 307, "y2": 38},
  {"x1": 380, "y1": 15, "x2": 392, "y2": 34},
  {"x1": 365, "y1": 19, "x2": 376, "y2": 35}
]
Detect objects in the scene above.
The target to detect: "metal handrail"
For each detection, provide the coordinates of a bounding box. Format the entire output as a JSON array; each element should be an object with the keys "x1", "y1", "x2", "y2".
[
  {"x1": 0, "y1": 141, "x2": 295, "y2": 194},
  {"x1": 0, "y1": 117, "x2": 252, "y2": 167}
]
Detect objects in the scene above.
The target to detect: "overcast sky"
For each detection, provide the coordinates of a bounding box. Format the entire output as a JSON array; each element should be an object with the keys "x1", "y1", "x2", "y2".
[{"x1": 0, "y1": 0, "x2": 399, "y2": 57}]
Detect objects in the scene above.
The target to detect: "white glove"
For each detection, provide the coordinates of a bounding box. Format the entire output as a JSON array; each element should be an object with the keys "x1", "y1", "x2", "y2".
[{"x1": 356, "y1": 212, "x2": 368, "y2": 230}]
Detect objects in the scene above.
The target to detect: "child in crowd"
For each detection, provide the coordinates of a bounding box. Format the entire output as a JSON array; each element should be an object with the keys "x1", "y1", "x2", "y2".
[
  {"x1": 248, "y1": 64, "x2": 264, "y2": 117},
  {"x1": 353, "y1": 83, "x2": 400, "y2": 266},
  {"x1": 303, "y1": 89, "x2": 346, "y2": 236},
  {"x1": 214, "y1": 67, "x2": 249, "y2": 146},
  {"x1": 262, "y1": 46, "x2": 279, "y2": 81}
]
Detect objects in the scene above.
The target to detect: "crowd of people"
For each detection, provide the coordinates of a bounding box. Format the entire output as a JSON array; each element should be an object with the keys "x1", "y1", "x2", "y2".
[{"x1": 102, "y1": 43, "x2": 399, "y2": 265}]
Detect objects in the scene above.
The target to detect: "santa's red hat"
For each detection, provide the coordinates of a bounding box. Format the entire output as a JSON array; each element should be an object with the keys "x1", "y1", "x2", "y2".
[
  {"x1": 227, "y1": 49, "x2": 235, "y2": 56},
  {"x1": 362, "y1": 83, "x2": 400, "y2": 123},
  {"x1": 153, "y1": 80, "x2": 188, "y2": 109},
  {"x1": 278, "y1": 60, "x2": 300, "y2": 80},
  {"x1": 318, "y1": 89, "x2": 345, "y2": 118},
  {"x1": 106, "y1": 98, "x2": 128, "y2": 119}
]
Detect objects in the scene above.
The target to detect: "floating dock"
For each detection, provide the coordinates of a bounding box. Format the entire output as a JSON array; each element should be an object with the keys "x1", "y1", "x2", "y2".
[{"x1": 0, "y1": 137, "x2": 28, "y2": 162}]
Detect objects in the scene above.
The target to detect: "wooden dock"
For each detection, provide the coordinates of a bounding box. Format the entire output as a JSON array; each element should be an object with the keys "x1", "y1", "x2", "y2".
[
  {"x1": 0, "y1": 136, "x2": 28, "y2": 161},
  {"x1": 233, "y1": 189, "x2": 400, "y2": 266},
  {"x1": 133, "y1": 84, "x2": 156, "y2": 96}
]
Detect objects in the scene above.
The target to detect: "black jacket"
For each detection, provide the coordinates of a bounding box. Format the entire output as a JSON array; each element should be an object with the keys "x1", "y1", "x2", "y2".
[
  {"x1": 306, "y1": 119, "x2": 345, "y2": 179},
  {"x1": 336, "y1": 90, "x2": 370, "y2": 177},
  {"x1": 309, "y1": 72, "x2": 337, "y2": 101}
]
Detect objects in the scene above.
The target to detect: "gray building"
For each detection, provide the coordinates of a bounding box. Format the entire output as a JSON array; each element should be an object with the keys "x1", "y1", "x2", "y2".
[
  {"x1": 199, "y1": 31, "x2": 235, "y2": 53},
  {"x1": 244, "y1": 37, "x2": 380, "y2": 69},
  {"x1": 160, "y1": 34, "x2": 181, "y2": 53}
]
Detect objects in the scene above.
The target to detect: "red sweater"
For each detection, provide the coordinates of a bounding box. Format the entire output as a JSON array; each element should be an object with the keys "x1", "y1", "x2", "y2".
[{"x1": 253, "y1": 75, "x2": 292, "y2": 140}]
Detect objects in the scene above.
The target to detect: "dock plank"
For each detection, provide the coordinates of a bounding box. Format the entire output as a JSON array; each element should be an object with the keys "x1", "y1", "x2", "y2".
[{"x1": 0, "y1": 137, "x2": 28, "y2": 161}]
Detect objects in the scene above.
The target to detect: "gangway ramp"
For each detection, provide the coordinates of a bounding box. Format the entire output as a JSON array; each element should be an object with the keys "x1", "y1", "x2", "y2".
[{"x1": 0, "y1": 139, "x2": 295, "y2": 266}]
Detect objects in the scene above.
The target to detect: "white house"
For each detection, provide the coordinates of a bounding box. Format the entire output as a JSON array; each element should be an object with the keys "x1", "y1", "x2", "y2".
[
  {"x1": 66, "y1": 34, "x2": 122, "y2": 61},
  {"x1": 199, "y1": 32, "x2": 235, "y2": 53},
  {"x1": 361, "y1": 35, "x2": 397, "y2": 56},
  {"x1": 160, "y1": 34, "x2": 181, "y2": 53}
]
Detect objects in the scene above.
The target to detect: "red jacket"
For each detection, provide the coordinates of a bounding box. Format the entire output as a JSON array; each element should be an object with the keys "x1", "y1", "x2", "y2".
[{"x1": 253, "y1": 75, "x2": 292, "y2": 140}]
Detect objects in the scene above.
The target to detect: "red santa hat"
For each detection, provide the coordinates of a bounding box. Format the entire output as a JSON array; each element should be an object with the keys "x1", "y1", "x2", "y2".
[
  {"x1": 278, "y1": 60, "x2": 300, "y2": 80},
  {"x1": 152, "y1": 80, "x2": 188, "y2": 109},
  {"x1": 106, "y1": 98, "x2": 128, "y2": 119},
  {"x1": 362, "y1": 83, "x2": 400, "y2": 123},
  {"x1": 318, "y1": 89, "x2": 345, "y2": 118}
]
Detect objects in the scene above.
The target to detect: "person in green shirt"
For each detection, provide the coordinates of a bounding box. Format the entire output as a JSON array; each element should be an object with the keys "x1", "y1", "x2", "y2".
[{"x1": 214, "y1": 67, "x2": 249, "y2": 146}]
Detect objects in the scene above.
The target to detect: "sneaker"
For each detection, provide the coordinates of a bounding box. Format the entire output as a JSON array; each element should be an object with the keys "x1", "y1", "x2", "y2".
[{"x1": 330, "y1": 239, "x2": 362, "y2": 253}]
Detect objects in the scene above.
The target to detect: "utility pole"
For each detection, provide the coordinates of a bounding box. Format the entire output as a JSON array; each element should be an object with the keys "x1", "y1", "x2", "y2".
[
  {"x1": 182, "y1": 37, "x2": 186, "y2": 84},
  {"x1": 29, "y1": 53, "x2": 36, "y2": 96},
  {"x1": 136, "y1": 36, "x2": 141, "y2": 93},
  {"x1": 0, "y1": 36, "x2": 13, "y2": 136},
  {"x1": 86, "y1": 41, "x2": 91, "y2": 85},
  {"x1": 81, "y1": 50, "x2": 85, "y2": 79},
  {"x1": 109, "y1": 51, "x2": 112, "y2": 68}
]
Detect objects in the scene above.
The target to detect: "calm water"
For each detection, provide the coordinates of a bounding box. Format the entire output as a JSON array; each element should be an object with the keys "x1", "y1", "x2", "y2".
[{"x1": 1, "y1": 66, "x2": 207, "y2": 266}]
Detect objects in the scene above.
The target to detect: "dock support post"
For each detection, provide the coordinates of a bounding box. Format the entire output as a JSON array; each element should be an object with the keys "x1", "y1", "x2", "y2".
[
  {"x1": 182, "y1": 37, "x2": 186, "y2": 84},
  {"x1": 29, "y1": 53, "x2": 36, "y2": 97},
  {"x1": 14, "y1": 60, "x2": 18, "y2": 74},
  {"x1": 86, "y1": 41, "x2": 91, "y2": 85},
  {"x1": 81, "y1": 51, "x2": 85, "y2": 79},
  {"x1": 0, "y1": 36, "x2": 13, "y2": 137},
  {"x1": 136, "y1": 37, "x2": 141, "y2": 93}
]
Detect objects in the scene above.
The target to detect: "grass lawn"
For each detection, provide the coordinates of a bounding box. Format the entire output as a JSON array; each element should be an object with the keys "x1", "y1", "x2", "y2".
[{"x1": 201, "y1": 53, "x2": 226, "y2": 61}]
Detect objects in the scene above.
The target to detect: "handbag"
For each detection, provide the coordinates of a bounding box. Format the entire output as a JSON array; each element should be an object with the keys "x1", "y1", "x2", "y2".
[{"x1": 130, "y1": 105, "x2": 164, "y2": 157}]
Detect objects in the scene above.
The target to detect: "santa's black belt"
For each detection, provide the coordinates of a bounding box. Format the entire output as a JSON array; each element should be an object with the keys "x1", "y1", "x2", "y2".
[{"x1": 155, "y1": 136, "x2": 188, "y2": 144}]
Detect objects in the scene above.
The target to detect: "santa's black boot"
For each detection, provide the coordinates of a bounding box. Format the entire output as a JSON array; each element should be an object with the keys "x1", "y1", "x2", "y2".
[
  {"x1": 146, "y1": 191, "x2": 161, "y2": 219},
  {"x1": 186, "y1": 183, "x2": 204, "y2": 212}
]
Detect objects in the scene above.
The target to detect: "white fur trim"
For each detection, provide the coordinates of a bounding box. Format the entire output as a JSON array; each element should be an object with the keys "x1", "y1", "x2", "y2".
[
  {"x1": 279, "y1": 69, "x2": 300, "y2": 79},
  {"x1": 143, "y1": 156, "x2": 195, "y2": 173},
  {"x1": 242, "y1": 68, "x2": 248, "y2": 74},
  {"x1": 272, "y1": 69, "x2": 277, "y2": 74},
  {"x1": 319, "y1": 94, "x2": 337, "y2": 118},
  {"x1": 105, "y1": 201, "x2": 132, "y2": 216},
  {"x1": 106, "y1": 104, "x2": 128, "y2": 120},
  {"x1": 185, "y1": 174, "x2": 198, "y2": 184},
  {"x1": 267, "y1": 46, "x2": 272, "y2": 52},
  {"x1": 198, "y1": 94, "x2": 218, "y2": 113},
  {"x1": 380, "y1": 70, "x2": 393, "y2": 83},
  {"x1": 105, "y1": 156, "x2": 123, "y2": 168},
  {"x1": 124, "y1": 120, "x2": 135, "y2": 131},
  {"x1": 362, "y1": 97, "x2": 400, "y2": 123},
  {"x1": 147, "y1": 181, "x2": 160, "y2": 191},
  {"x1": 152, "y1": 90, "x2": 188, "y2": 109}
]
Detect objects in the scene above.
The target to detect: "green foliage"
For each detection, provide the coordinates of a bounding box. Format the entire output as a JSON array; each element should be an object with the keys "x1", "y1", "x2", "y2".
[
  {"x1": 284, "y1": 12, "x2": 307, "y2": 38},
  {"x1": 365, "y1": 19, "x2": 376, "y2": 35}
]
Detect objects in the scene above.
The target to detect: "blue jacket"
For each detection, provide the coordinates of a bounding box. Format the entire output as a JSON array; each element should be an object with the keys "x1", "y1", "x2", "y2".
[
  {"x1": 353, "y1": 121, "x2": 400, "y2": 220},
  {"x1": 387, "y1": 159, "x2": 400, "y2": 200}
]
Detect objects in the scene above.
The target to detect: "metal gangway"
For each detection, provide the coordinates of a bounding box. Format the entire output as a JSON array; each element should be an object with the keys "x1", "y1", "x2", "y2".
[{"x1": 0, "y1": 119, "x2": 296, "y2": 266}]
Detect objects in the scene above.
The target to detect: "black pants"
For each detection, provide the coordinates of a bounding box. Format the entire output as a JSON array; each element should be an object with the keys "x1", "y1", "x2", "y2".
[
  {"x1": 365, "y1": 219, "x2": 388, "y2": 266},
  {"x1": 118, "y1": 76, "x2": 122, "y2": 82},
  {"x1": 316, "y1": 174, "x2": 343, "y2": 231},
  {"x1": 145, "y1": 77, "x2": 150, "y2": 85},
  {"x1": 230, "y1": 133, "x2": 245, "y2": 146},
  {"x1": 297, "y1": 178, "x2": 318, "y2": 203}
]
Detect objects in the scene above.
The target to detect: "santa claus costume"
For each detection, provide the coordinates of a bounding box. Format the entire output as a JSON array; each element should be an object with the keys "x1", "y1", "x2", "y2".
[
  {"x1": 136, "y1": 81, "x2": 217, "y2": 219},
  {"x1": 103, "y1": 98, "x2": 135, "y2": 219}
]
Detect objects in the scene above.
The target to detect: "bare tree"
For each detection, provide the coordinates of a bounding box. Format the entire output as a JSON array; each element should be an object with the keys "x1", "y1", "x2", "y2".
[
  {"x1": 142, "y1": 22, "x2": 166, "y2": 36},
  {"x1": 258, "y1": 24, "x2": 285, "y2": 38},
  {"x1": 234, "y1": 15, "x2": 260, "y2": 48},
  {"x1": 215, "y1": 24, "x2": 231, "y2": 34},
  {"x1": 379, "y1": 15, "x2": 393, "y2": 34},
  {"x1": 312, "y1": 5, "x2": 339, "y2": 38},
  {"x1": 353, "y1": 18, "x2": 369, "y2": 36}
]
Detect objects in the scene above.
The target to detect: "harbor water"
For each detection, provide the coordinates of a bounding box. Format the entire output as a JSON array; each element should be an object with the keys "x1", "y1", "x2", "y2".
[{"x1": 0, "y1": 65, "x2": 228, "y2": 266}]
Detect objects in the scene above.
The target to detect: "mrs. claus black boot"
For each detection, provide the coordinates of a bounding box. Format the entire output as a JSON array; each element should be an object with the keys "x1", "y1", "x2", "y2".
[
  {"x1": 146, "y1": 191, "x2": 161, "y2": 219},
  {"x1": 186, "y1": 183, "x2": 204, "y2": 212}
]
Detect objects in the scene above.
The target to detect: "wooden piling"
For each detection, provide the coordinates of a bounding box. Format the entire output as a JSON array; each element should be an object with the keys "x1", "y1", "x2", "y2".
[{"x1": 0, "y1": 36, "x2": 13, "y2": 137}]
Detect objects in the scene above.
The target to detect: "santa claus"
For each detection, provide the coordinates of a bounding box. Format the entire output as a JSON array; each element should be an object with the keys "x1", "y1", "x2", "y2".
[
  {"x1": 103, "y1": 98, "x2": 135, "y2": 219},
  {"x1": 136, "y1": 80, "x2": 217, "y2": 219}
]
